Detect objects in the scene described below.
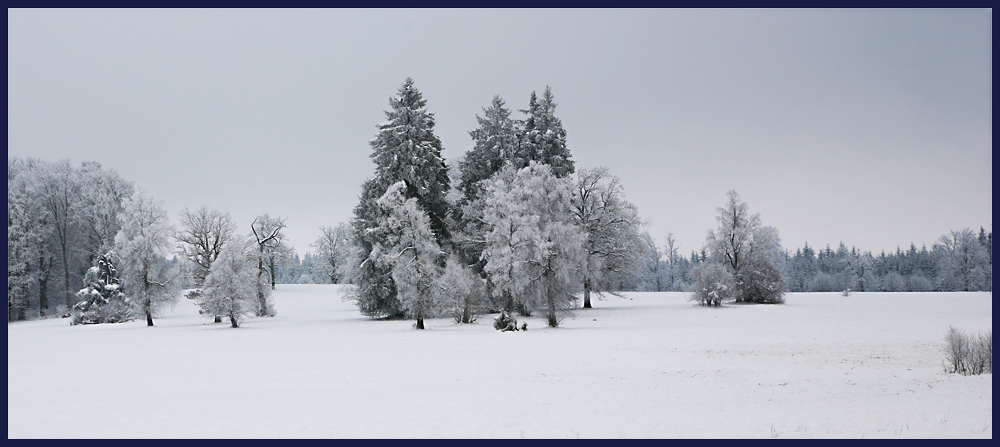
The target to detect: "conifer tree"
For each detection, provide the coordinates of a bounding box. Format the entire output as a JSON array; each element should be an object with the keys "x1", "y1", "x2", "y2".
[
  {"x1": 349, "y1": 78, "x2": 451, "y2": 318},
  {"x1": 517, "y1": 87, "x2": 574, "y2": 178}
]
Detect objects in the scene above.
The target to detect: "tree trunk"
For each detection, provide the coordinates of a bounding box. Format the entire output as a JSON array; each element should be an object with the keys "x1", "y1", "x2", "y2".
[
  {"x1": 546, "y1": 277, "x2": 558, "y2": 328},
  {"x1": 38, "y1": 263, "x2": 49, "y2": 318},
  {"x1": 230, "y1": 313, "x2": 239, "y2": 328},
  {"x1": 583, "y1": 278, "x2": 593, "y2": 309},
  {"x1": 257, "y1": 249, "x2": 267, "y2": 316},
  {"x1": 145, "y1": 307, "x2": 154, "y2": 326},
  {"x1": 214, "y1": 315, "x2": 222, "y2": 323},
  {"x1": 270, "y1": 268, "x2": 276, "y2": 291},
  {"x1": 61, "y1": 241, "x2": 72, "y2": 311},
  {"x1": 415, "y1": 317, "x2": 425, "y2": 330},
  {"x1": 462, "y1": 299, "x2": 472, "y2": 324}
]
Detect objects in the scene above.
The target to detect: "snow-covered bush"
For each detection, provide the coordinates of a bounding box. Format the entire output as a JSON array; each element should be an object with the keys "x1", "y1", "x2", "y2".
[
  {"x1": 493, "y1": 310, "x2": 520, "y2": 332},
  {"x1": 71, "y1": 254, "x2": 133, "y2": 325},
  {"x1": 688, "y1": 263, "x2": 734, "y2": 307},
  {"x1": 944, "y1": 326, "x2": 992, "y2": 375},
  {"x1": 739, "y1": 260, "x2": 786, "y2": 304},
  {"x1": 199, "y1": 237, "x2": 259, "y2": 328}
]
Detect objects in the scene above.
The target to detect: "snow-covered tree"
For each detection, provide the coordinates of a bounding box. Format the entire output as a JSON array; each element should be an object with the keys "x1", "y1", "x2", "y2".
[
  {"x1": 199, "y1": 237, "x2": 259, "y2": 328},
  {"x1": 934, "y1": 228, "x2": 991, "y2": 291},
  {"x1": 175, "y1": 206, "x2": 238, "y2": 288},
  {"x1": 250, "y1": 214, "x2": 284, "y2": 316},
  {"x1": 369, "y1": 182, "x2": 444, "y2": 330},
  {"x1": 572, "y1": 167, "x2": 644, "y2": 308},
  {"x1": 30, "y1": 159, "x2": 80, "y2": 312},
  {"x1": 481, "y1": 162, "x2": 585, "y2": 327},
  {"x1": 74, "y1": 161, "x2": 134, "y2": 259},
  {"x1": 459, "y1": 95, "x2": 520, "y2": 204},
  {"x1": 705, "y1": 190, "x2": 785, "y2": 304},
  {"x1": 350, "y1": 78, "x2": 451, "y2": 319},
  {"x1": 516, "y1": 87, "x2": 574, "y2": 178},
  {"x1": 113, "y1": 189, "x2": 179, "y2": 326},
  {"x1": 311, "y1": 223, "x2": 352, "y2": 284},
  {"x1": 8, "y1": 161, "x2": 35, "y2": 321},
  {"x1": 843, "y1": 248, "x2": 876, "y2": 292},
  {"x1": 436, "y1": 254, "x2": 484, "y2": 324},
  {"x1": 71, "y1": 253, "x2": 132, "y2": 325}
]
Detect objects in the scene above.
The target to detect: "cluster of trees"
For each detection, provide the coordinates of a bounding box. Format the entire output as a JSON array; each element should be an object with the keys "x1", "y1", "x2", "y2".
[
  {"x1": 10, "y1": 80, "x2": 990, "y2": 327},
  {"x1": 8, "y1": 158, "x2": 288, "y2": 326},
  {"x1": 782, "y1": 227, "x2": 992, "y2": 293},
  {"x1": 632, "y1": 225, "x2": 992, "y2": 296},
  {"x1": 344, "y1": 79, "x2": 647, "y2": 329},
  {"x1": 8, "y1": 158, "x2": 135, "y2": 321}
]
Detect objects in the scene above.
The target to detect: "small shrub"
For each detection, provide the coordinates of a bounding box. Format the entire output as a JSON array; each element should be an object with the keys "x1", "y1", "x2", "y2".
[
  {"x1": 688, "y1": 263, "x2": 734, "y2": 307},
  {"x1": 944, "y1": 326, "x2": 992, "y2": 375}
]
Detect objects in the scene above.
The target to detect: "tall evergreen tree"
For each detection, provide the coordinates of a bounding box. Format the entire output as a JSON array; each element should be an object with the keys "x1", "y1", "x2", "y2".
[
  {"x1": 349, "y1": 78, "x2": 451, "y2": 318},
  {"x1": 517, "y1": 87, "x2": 574, "y2": 178},
  {"x1": 459, "y1": 95, "x2": 519, "y2": 204}
]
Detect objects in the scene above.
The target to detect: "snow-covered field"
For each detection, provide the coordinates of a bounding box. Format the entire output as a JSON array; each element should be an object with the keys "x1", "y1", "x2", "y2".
[{"x1": 7, "y1": 285, "x2": 992, "y2": 438}]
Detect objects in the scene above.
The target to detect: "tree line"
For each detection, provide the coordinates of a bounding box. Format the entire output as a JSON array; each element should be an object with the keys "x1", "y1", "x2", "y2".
[{"x1": 8, "y1": 78, "x2": 992, "y2": 328}]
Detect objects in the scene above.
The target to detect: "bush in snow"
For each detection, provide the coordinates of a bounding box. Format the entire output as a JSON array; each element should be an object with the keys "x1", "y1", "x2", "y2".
[
  {"x1": 944, "y1": 326, "x2": 992, "y2": 375},
  {"x1": 199, "y1": 237, "x2": 260, "y2": 328},
  {"x1": 493, "y1": 310, "x2": 520, "y2": 332},
  {"x1": 738, "y1": 259, "x2": 786, "y2": 304},
  {"x1": 71, "y1": 254, "x2": 133, "y2": 325},
  {"x1": 688, "y1": 262, "x2": 734, "y2": 307}
]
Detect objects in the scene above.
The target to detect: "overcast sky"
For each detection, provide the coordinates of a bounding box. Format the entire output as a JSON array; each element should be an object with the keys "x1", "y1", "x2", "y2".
[{"x1": 8, "y1": 8, "x2": 992, "y2": 258}]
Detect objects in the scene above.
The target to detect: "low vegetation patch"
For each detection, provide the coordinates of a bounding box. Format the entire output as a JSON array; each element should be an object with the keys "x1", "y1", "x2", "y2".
[{"x1": 944, "y1": 326, "x2": 992, "y2": 376}]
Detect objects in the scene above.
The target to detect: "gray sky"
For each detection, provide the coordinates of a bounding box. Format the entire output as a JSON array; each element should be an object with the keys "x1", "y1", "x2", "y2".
[{"x1": 8, "y1": 9, "x2": 992, "y2": 258}]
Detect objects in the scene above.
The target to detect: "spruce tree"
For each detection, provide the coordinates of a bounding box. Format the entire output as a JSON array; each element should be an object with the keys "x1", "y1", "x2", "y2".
[
  {"x1": 350, "y1": 78, "x2": 451, "y2": 319},
  {"x1": 517, "y1": 87, "x2": 574, "y2": 178}
]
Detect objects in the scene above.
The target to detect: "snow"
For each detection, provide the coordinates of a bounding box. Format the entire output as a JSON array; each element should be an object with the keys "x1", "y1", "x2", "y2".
[{"x1": 7, "y1": 286, "x2": 991, "y2": 438}]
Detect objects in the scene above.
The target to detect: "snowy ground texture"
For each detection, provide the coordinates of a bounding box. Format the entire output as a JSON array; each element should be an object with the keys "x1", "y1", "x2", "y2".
[{"x1": 8, "y1": 285, "x2": 992, "y2": 438}]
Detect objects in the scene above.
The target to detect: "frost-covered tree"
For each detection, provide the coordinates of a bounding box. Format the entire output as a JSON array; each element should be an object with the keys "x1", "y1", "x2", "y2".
[
  {"x1": 8, "y1": 164, "x2": 35, "y2": 321},
  {"x1": 459, "y1": 95, "x2": 520, "y2": 204},
  {"x1": 199, "y1": 237, "x2": 259, "y2": 328},
  {"x1": 114, "y1": 189, "x2": 179, "y2": 326},
  {"x1": 31, "y1": 160, "x2": 80, "y2": 312},
  {"x1": 934, "y1": 228, "x2": 991, "y2": 292},
  {"x1": 369, "y1": 182, "x2": 444, "y2": 330},
  {"x1": 74, "y1": 161, "x2": 134, "y2": 259},
  {"x1": 637, "y1": 231, "x2": 665, "y2": 292},
  {"x1": 843, "y1": 248, "x2": 876, "y2": 292},
  {"x1": 481, "y1": 162, "x2": 585, "y2": 327},
  {"x1": 436, "y1": 254, "x2": 484, "y2": 324},
  {"x1": 572, "y1": 167, "x2": 644, "y2": 308},
  {"x1": 516, "y1": 87, "x2": 574, "y2": 178},
  {"x1": 71, "y1": 253, "x2": 132, "y2": 325},
  {"x1": 705, "y1": 191, "x2": 785, "y2": 304},
  {"x1": 175, "y1": 207, "x2": 237, "y2": 288},
  {"x1": 250, "y1": 214, "x2": 284, "y2": 316},
  {"x1": 311, "y1": 223, "x2": 352, "y2": 284},
  {"x1": 350, "y1": 78, "x2": 451, "y2": 319}
]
